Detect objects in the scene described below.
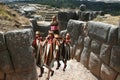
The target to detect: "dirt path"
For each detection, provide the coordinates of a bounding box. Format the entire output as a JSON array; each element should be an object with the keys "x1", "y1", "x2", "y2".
[{"x1": 37, "y1": 59, "x2": 98, "y2": 80}]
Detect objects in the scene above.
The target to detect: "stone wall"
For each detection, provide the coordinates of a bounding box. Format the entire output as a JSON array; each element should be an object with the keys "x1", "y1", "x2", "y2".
[
  {"x1": 62, "y1": 19, "x2": 120, "y2": 80},
  {"x1": 0, "y1": 29, "x2": 37, "y2": 80},
  {"x1": 58, "y1": 11, "x2": 104, "y2": 31},
  {"x1": 30, "y1": 19, "x2": 50, "y2": 37}
]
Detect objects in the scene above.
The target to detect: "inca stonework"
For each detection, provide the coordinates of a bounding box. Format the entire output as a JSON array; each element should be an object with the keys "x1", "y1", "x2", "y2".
[
  {"x1": 0, "y1": 29, "x2": 38, "y2": 80},
  {"x1": 60, "y1": 19, "x2": 120, "y2": 80}
]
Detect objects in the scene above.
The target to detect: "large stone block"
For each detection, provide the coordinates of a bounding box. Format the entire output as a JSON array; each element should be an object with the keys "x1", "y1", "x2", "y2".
[
  {"x1": 116, "y1": 74, "x2": 120, "y2": 80},
  {"x1": 84, "y1": 36, "x2": 91, "y2": 48},
  {"x1": 89, "y1": 52, "x2": 102, "y2": 77},
  {"x1": 100, "y1": 44, "x2": 112, "y2": 65},
  {"x1": 108, "y1": 26, "x2": 118, "y2": 45},
  {"x1": 87, "y1": 21, "x2": 111, "y2": 43},
  {"x1": 5, "y1": 29, "x2": 35, "y2": 72},
  {"x1": 0, "y1": 70, "x2": 4, "y2": 80},
  {"x1": 110, "y1": 46, "x2": 120, "y2": 73},
  {"x1": 74, "y1": 49, "x2": 81, "y2": 62},
  {"x1": 71, "y1": 45, "x2": 76, "y2": 59},
  {"x1": 6, "y1": 67, "x2": 37, "y2": 80},
  {"x1": 0, "y1": 31, "x2": 14, "y2": 73},
  {"x1": 91, "y1": 40, "x2": 101, "y2": 56},
  {"x1": 77, "y1": 36, "x2": 84, "y2": 49},
  {"x1": 80, "y1": 11, "x2": 92, "y2": 21},
  {"x1": 67, "y1": 19, "x2": 85, "y2": 45},
  {"x1": 58, "y1": 21, "x2": 68, "y2": 30},
  {"x1": 118, "y1": 28, "x2": 120, "y2": 45},
  {"x1": 0, "y1": 50, "x2": 14, "y2": 73},
  {"x1": 101, "y1": 64, "x2": 117, "y2": 80},
  {"x1": 60, "y1": 29, "x2": 67, "y2": 38},
  {"x1": 0, "y1": 31, "x2": 6, "y2": 50},
  {"x1": 80, "y1": 47, "x2": 91, "y2": 68},
  {"x1": 58, "y1": 12, "x2": 68, "y2": 21},
  {"x1": 58, "y1": 11, "x2": 77, "y2": 22}
]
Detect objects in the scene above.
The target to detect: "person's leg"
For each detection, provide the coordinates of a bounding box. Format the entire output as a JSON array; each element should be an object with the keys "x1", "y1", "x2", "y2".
[
  {"x1": 63, "y1": 60, "x2": 67, "y2": 71},
  {"x1": 56, "y1": 60, "x2": 61, "y2": 70},
  {"x1": 39, "y1": 67, "x2": 44, "y2": 77},
  {"x1": 45, "y1": 65, "x2": 54, "y2": 76}
]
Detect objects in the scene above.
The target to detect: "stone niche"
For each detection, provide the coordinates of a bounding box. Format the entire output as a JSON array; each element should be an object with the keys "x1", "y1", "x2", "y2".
[{"x1": 0, "y1": 28, "x2": 38, "y2": 80}]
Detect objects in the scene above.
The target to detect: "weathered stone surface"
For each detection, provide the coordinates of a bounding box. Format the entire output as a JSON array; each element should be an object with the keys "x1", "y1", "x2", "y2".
[
  {"x1": 80, "y1": 11, "x2": 91, "y2": 21},
  {"x1": 118, "y1": 28, "x2": 120, "y2": 45},
  {"x1": 91, "y1": 40, "x2": 101, "y2": 56},
  {"x1": 60, "y1": 29, "x2": 67, "y2": 38},
  {"x1": 5, "y1": 29, "x2": 35, "y2": 72},
  {"x1": 108, "y1": 26, "x2": 118, "y2": 45},
  {"x1": 84, "y1": 36, "x2": 91, "y2": 48},
  {"x1": 58, "y1": 21, "x2": 68, "y2": 31},
  {"x1": 58, "y1": 12, "x2": 68, "y2": 21},
  {"x1": 110, "y1": 46, "x2": 120, "y2": 73},
  {"x1": 67, "y1": 19, "x2": 85, "y2": 45},
  {"x1": 58, "y1": 11, "x2": 77, "y2": 22},
  {"x1": 30, "y1": 19, "x2": 50, "y2": 37},
  {"x1": 0, "y1": 31, "x2": 6, "y2": 50},
  {"x1": 0, "y1": 70, "x2": 4, "y2": 80},
  {"x1": 80, "y1": 47, "x2": 91, "y2": 68},
  {"x1": 116, "y1": 74, "x2": 120, "y2": 80},
  {"x1": 71, "y1": 45, "x2": 76, "y2": 59},
  {"x1": 87, "y1": 21, "x2": 111, "y2": 43},
  {"x1": 101, "y1": 64, "x2": 117, "y2": 80},
  {"x1": 77, "y1": 36, "x2": 84, "y2": 48},
  {"x1": 89, "y1": 52, "x2": 102, "y2": 77},
  {"x1": 74, "y1": 48, "x2": 83, "y2": 62},
  {"x1": 100, "y1": 44, "x2": 111, "y2": 65},
  {"x1": 0, "y1": 50, "x2": 14, "y2": 73},
  {"x1": 6, "y1": 67, "x2": 38, "y2": 80},
  {"x1": 79, "y1": 4, "x2": 86, "y2": 11},
  {"x1": 67, "y1": 11, "x2": 78, "y2": 20},
  {"x1": 0, "y1": 32, "x2": 14, "y2": 73}
]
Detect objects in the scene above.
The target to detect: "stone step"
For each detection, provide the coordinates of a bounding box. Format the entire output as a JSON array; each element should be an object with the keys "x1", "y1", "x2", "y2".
[{"x1": 44, "y1": 11, "x2": 58, "y2": 21}]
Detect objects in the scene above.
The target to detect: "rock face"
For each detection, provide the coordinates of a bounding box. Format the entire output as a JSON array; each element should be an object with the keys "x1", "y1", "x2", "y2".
[
  {"x1": 89, "y1": 52, "x2": 101, "y2": 77},
  {"x1": 80, "y1": 47, "x2": 91, "y2": 68},
  {"x1": 116, "y1": 74, "x2": 120, "y2": 80},
  {"x1": 0, "y1": 31, "x2": 6, "y2": 50},
  {"x1": 100, "y1": 44, "x2": 111, "y2": 65},
  {"x1": 0, "y1": 32, "x2": 14, "y2": 73},
  {"x1": 110, "y1": 46, "x2": 120, "y2": 73},
  {"x1": 87, "y1": 21, "x2": 118, "y2": 44},
  {"x1": 6, "y1": 67, "x2": 37, "y2": 80},
  {"x1": 58, "y1": 11, "x2": 78, "y2": 31},
  {"x1": 100, "y1": 64, "x2": 117, "y2": 80},
  {"x1": 5, "y1": 29, "x2": 35, "y2": 72},
  {"x1": 0, "y1": 28, "x2": 37, "y2": 80},
  {"x1": 87, "y1": 21, "x2": 111, "y2": 43},
  {"x1": 0, "y1": 70, "x2": 4, "y2": 80},
  {"x1": 59, "y1": 17, "x2": 120, "y2": 80},
  {"x1": 67, "y1": 19, "x2": 85, "y2": 45},
  {"x1": 91, "y1": 40, "x2": 101, "y2": 56}
]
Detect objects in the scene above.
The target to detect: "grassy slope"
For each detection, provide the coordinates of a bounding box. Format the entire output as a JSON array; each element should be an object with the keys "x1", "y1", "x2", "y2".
[
  {"x1": 93, "y1": 14, "x2": 120, "y2": 26},
  {"x1": 0, "y1": 4, "x2": 30, "y2": 32}
]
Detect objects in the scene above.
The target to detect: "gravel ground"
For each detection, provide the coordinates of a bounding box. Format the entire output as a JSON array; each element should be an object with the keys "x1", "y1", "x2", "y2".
[{"x1": 37, "y1": 59, "x2": 98, "y2": 80}]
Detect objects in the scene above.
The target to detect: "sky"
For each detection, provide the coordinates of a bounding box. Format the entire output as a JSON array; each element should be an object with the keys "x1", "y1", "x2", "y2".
[{"x1": 1, "y1": 0, "x2": 120, "y2": 2}]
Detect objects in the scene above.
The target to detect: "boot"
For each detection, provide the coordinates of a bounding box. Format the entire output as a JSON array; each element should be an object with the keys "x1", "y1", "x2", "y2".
[
  {"x1": 39, "y1": 67, "x2": 44, "y2": 77},
  {"x1": 63, "y1": 64, "x2": 67, "y2": 71},
  {"x1": 56, "y1": 61, "x2": 61, "y2": 70}
]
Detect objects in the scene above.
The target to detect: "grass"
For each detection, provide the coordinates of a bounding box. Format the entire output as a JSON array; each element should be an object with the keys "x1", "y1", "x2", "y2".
[
  {"x1": 0, "y1": 4, "x2": 30, "y2": 32},
  {"x1": 93, "y1": 14, "x2": 120, "y2": 26}
]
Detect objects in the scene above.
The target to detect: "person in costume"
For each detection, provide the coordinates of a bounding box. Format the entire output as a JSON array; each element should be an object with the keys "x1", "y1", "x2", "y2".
[
  {"x1": 32, "y1": 31, "x2": 44, "y2": 77},
  {"x1": 50, "y1": 15, "x2": 59, "y2": 34},
  {"x1": 43, "y1": 30, "x2": 55, "y2": 80}
]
